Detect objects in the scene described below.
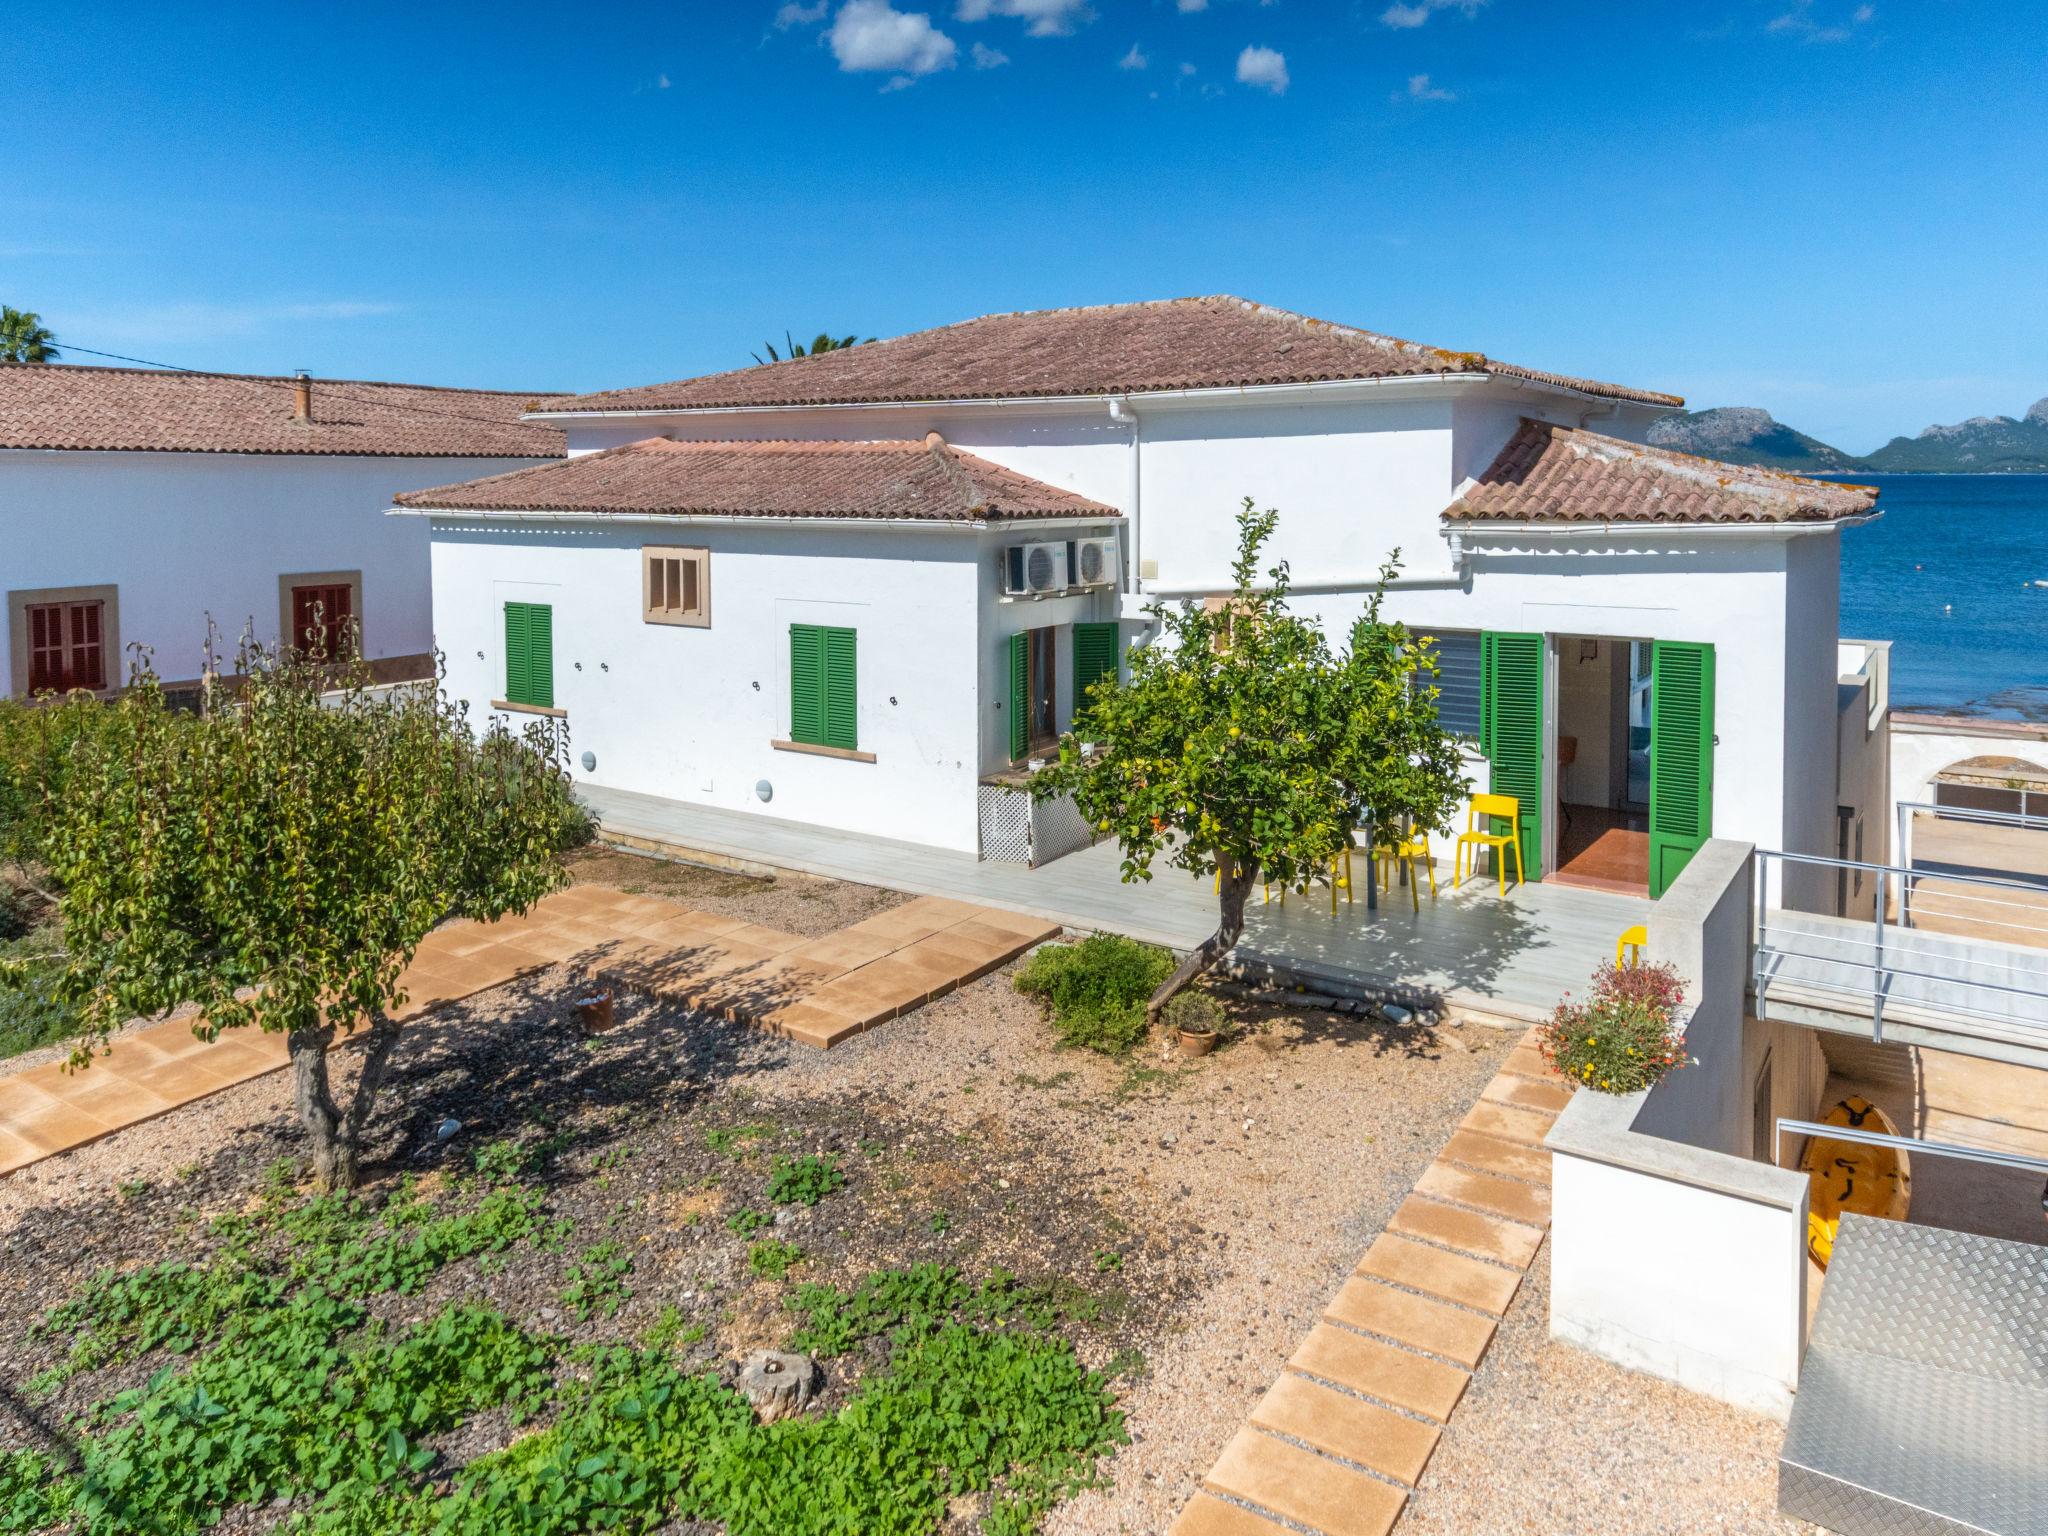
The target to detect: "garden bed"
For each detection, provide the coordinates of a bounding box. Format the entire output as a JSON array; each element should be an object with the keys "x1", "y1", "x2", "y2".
[{"x1": 0, "y1": 862, "x2": 1515, "y2": 1534}]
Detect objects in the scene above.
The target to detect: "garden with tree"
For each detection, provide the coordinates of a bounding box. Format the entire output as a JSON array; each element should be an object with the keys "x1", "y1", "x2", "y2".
[{"x1": 1031, "y1": 500, "x2": 1468, "y2": 1029}]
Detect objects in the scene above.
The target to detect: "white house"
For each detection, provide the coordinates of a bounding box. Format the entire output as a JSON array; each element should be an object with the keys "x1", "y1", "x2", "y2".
[
  {"x1": 399, "y1": 297, "x2": 1884, "y2": 896},
  {"x1": 0, "y1": 364, "x2": 562, "y2": 697}
]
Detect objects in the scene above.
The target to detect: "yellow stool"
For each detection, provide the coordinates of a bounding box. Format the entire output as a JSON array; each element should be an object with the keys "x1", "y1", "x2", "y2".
[
  {"x1": 1250, "y1": 847, "x2": 1354, "y2": 909},
  {"x1": 1373, "y1": 833, "x2": 1437, "y2": 913},
  {"x1": 1616, "y1": 924, "x2": 1647, "y2": 967},
  {"x1": 1453, "y1": 793, "x2": 1526, "y2": 897}
]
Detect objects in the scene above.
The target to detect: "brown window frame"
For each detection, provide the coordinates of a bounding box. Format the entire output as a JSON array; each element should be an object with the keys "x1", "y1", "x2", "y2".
[
  {"x1": 643, "y1": 546, "x2": 710, "y2": 628},
  {"x1": 278, "y1": 570, "x2": 364, "y2": 660},
  {"x1": 8, "y1": 584, "x2": 120, "y2": 697}
]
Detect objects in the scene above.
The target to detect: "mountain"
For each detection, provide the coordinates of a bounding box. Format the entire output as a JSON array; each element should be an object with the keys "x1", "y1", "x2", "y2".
[
  {"x1": 1648, "y1": 398, "x2": 2048, "y2": 474},
  {"x1": 1858, "y1": 398, "x2": 2048, "y2": 473},
  {"x1": 1646, "y1": 407, "x2": 1860, "y2": 471}
]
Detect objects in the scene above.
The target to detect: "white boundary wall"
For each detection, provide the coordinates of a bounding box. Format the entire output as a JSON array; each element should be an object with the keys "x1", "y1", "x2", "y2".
[{"x1": 1547, "y1": 839, "x2": 1814, "y2": 1419}]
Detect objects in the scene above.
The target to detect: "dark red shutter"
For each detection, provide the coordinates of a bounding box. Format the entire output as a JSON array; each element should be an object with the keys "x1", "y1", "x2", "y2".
[
  {"x1": 291, "y1": 584, "x2": 353, "y2": 658},
  {"x1": 25, "y1": 602, "x2": 106, "y2": 693}
]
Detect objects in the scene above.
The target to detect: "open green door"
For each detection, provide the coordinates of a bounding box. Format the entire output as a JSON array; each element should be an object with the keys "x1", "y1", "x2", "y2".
[
  {"x1": 1480, "y1": 632, "x2": 1545, "y2": 881},
  {"x1": 1648, "y1": 640, "x2": 1715, "y2": 898}
]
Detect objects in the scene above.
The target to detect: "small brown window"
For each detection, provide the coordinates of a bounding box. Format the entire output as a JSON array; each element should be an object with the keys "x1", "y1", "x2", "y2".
[
  {"x1": 25, "y1": 599, "x2": 107, "y2": 693},
  {"x1": 644, "y1": 546, "x2": 710, "y2": 628},
  {"x1": 290, "y1": 582, "x2": 355, "y2": 659}
]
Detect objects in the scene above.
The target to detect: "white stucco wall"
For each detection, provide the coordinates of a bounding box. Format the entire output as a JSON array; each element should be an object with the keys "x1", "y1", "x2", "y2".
[
  {"x1": 1889, "y1": 714, "x2": 2048, "y2": 850},
  {"x1": 426, "y1": 517, "x2": 1121, "y2": 854},
  {"x1": 0, "y1": 449, "x2": 545, "y2": 690}
]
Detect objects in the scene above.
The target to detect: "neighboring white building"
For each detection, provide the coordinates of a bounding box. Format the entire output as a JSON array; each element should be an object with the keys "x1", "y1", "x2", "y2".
[
  {"x1": 400, "y1": 297, "x2": 1884, "y2": 894},
  {"x1": 0, "y1": 364, "x2": 562, "y2": 697}
]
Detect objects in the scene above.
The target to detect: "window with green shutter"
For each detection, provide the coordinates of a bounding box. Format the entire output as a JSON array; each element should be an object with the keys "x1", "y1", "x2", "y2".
[
  {"x1": 1006, "y1": 631, "x2": 1030, "y2": 760},
  {"x1": 1071, "y1": 621, "x2": 1120, "y2": 738},
  {"x1": 503, "y1": 601, "x2": 554, "y2": 709},
  {"x1": 789, "y1": 623, "x2": 858, "y2": 751},
  {"x1": 1480, "y1": 630, "x2": 1544, "y2": 879},
  {"x1": 1648, "y1": 640, "x2": 1715, "y2": 898}
]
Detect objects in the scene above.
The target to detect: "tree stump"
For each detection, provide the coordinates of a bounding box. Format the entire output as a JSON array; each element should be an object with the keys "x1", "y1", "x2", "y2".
[{"x1": 737, "y1": 1350, "x2": 818, "y2": 1424}]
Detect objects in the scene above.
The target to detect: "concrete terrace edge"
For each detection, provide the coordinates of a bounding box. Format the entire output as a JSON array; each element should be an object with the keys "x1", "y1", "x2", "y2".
[{"x1": 1544, "y1": 1075, "x2": 1807, "y2": 1211}]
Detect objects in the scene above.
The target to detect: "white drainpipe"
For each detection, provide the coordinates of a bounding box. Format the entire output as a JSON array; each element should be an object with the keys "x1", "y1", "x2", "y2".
[{"x1": 1107, "y1": 396, "x2": 1141, "y2": 594}]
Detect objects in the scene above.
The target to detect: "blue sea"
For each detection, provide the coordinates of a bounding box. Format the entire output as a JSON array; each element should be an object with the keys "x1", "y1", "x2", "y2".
[{"x1": 1836, "y1": 474, "x2": 2048, "y2": 720}]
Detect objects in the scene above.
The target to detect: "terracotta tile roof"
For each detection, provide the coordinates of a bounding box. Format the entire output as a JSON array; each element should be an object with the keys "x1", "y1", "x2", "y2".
[
  {"x1": 0, "y1": 363, "x2": 564, "y2": 458},
  {"x1": 393, "y1": 435, "x2": 1120, "y2": 523},
  {"x1": 540, "y1": 296, "x2": 1682, "y2": 414},
  {"x1": 1445, "y1": 418, "x2": 1882, "y2": 525}
]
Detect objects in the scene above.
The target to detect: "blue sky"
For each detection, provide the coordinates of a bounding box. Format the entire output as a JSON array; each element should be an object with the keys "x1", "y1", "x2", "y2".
[{"x1": 5, "y1": 0, "x2": 2042, "y2": 452}]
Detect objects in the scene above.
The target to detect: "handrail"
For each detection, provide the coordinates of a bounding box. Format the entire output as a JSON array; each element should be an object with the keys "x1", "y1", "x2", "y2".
[{"x1": 1776, "y1": 1115, "x2": 2048, "y2": 1178}]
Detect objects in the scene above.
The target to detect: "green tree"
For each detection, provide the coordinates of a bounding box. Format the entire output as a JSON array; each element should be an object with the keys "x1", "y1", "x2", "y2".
[
  {"x1": 16, "y1": 640, "x2": 579, "y2": 1188},
  {"x1": 750, "y1": 331, "x2": 864, "y2": 364},
  {"x1": 0, "y1": 306, "x2": 59, "y2": 363},
  {"x1": 1032, "y1": 501, "x2": 1466, "y2": 1021}
]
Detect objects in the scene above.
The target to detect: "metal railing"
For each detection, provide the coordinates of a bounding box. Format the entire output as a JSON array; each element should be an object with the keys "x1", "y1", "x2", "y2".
[
  {"x1": 1896, "y1": 798, "x2": 2048, "y2": 891},
  {"x1": 1776, "y1": 1115, "x2": 2048, "y2": 1181},
  {"x1": 1753, "y1": 848, "x2": 2048, "y2": 1047}
]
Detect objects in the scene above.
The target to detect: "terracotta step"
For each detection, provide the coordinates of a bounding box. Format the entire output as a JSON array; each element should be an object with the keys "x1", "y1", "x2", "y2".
[
  {"x1": 1169, "y1": 1493, "x2": 1296, "y2": 1536},
  {"x1": 1440, "y1": 1129, "x2": 1552, "y2": 1186},
  {"x1": 1250, "y1": 1371, "x2": 1442, "y2": 1487},
  {"x1": 1458, "y1": 1098, "x2": 1556, "y2": 1148},
  {"x1": 1287, "y1": 1323, "x2": 1470, "y2": 1422},
  {"x1": 1481, "y1": 1073, "x2": 1573, "y2": 1114},
  {"x1": 1501, "y1": 1044, "x2": 1563, "y2": 1082},
  {"x1": 1387, "y1": 1194, "x2": 1545, "y2": 1270},
  {"x1": 1356, "y1": 1232, "x2": 1523, "y2": 1316},
  {"x1": 1325, "y1": 1276, "x2": 1497, "y2": 1369},
  {"x1": 1416, "y1": 1159, "x2": 1553, "y2": 1229},
  {"x1": 1203, "y1": 1427, "x2": 1407, "y2": 1536}
]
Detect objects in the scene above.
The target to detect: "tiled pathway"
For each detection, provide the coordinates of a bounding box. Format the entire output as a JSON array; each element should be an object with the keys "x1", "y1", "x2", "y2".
[
  {"x1": 1172, "y1": 1031, "x2": 1571, "y2": 1536},
  {"x1": 0, "y1": 885, "x2": 1058, "y2": 1176}
]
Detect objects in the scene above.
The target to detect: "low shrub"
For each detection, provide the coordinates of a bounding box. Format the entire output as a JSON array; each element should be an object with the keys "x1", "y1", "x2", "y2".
[
  {"x1": 766, "y1": 1153, "x2": 844, "y2": 1208},
  {"x1": 1161, "y1": 989, "x2": 1222, "y2": 1037},
  {"x1": 1537, "y1": 959, "x2": 1691, "y2": 1094},
  {"x1": 1013, "y1": 935, "x2": 1175, "y2": 1055}
]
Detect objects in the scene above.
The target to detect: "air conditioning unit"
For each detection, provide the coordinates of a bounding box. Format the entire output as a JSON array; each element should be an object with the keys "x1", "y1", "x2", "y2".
[
  {"x1": 1004, "y1": 540, "x2": 1070, "y2": 596},
  {"x1": 1069, "y1": 536, "x2": 1118, "y2": 590}
]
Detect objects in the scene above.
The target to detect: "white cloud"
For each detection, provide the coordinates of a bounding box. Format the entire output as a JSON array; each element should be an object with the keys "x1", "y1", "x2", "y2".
[
  {"x1": 1379, "y1": 0, "x2": 1484, "y2": 29},
  {"x1": 1401, "y1": 71, "x2": 1455, "y2": 101},
  {"x1": 1176, "y1": 0, "x2": 1207, "y2": 10},
  {"x1": 775, "y1": 1, "x2": 828, "y2": 25},
  {"x1": 971, "y1": 39, "x2": 1010, "y2": 66},
  {"x1": 955, "y1": 0, "x2": 1092, "y2": 36},
  {"x1": 1118, "y1": 41, "x2": 1148, "y2": 68},
  {"x1": 829, "y1": 0, "x2": 958, "y2": 76},
  {"x1": 1235, "y1": 44, "x2": 1288, "y2": 92},
  {"x1": 656, "y1": 72, "x2": 672, "y2": 89},
  {"x1": 1766, "y1": 1, "x2": 1874, "y2": 41},
  {"x1": 1179, "y1": 59, "x2": 1197, "y2": 74}
]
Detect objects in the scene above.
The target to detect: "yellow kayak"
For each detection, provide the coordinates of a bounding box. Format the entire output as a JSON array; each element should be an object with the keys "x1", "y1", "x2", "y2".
[{"x1": 1802, "y1": 1096, "x2": 1912, "y2": 1269}]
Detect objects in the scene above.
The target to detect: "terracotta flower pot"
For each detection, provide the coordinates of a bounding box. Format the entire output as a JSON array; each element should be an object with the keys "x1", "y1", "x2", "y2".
[
  {"x1": 574, "y1": 989, "x2": 615, "y2": 1035},
  {"x1": 1177, "y1": 1027, "x2": 1218, "y2": 1058}
]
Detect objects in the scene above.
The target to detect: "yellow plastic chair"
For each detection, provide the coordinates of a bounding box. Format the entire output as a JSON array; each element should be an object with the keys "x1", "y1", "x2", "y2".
[
  {"x1": 1251, "y1": 846, "x2": 1354, "y2": 910},
  {"x1": 1453, "y1": 793, "x2": 1526, "y2": 897},
  {"x1": 1373, "y1": 831, "x2": 1438, "y2": 913},
  {"x1": 1616, "y1": 924, "x2": 1647, "y2": 967}
]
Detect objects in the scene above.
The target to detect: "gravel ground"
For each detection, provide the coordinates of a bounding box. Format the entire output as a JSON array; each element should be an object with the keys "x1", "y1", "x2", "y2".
[
  {"x1": 0, "y1": 878, "x2": 1522, "y2": 1534},
  {"x1": 1401, "y1": 1250, "x2": 1813, "y2": 1536}
]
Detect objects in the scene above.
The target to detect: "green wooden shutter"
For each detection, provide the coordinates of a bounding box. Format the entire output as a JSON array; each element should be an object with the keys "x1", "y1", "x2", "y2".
[
  {"x1": 504, "y1": 603, "x2": 529, "y2": 705},
  {"x1": 504, "y1": 601, "x2": 553, "y2": 708},
  {"x1": 1071, "y1": 622, "x2": 1119, "y2": 737},
  {"x1": 1649, "y1": 640, "x2": 1715, "y2": 897},
  {"x1": 789, "y1": 624, "x2": 824, "y2": 745},
  {"x1": 822, "y1": 627, "x2": 858, "y2": 751},
  {"x1": 1006, "y1": 632, "x2": 1029, "y2": 760},
  {"x1": 1481, "y1": 631, "x2": 1545, "y2": 879}
]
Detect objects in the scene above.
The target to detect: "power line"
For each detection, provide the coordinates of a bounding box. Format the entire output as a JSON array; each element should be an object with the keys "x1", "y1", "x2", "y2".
[{"x1": 35, "y1": 341, "x2": 566, "y2": 437}]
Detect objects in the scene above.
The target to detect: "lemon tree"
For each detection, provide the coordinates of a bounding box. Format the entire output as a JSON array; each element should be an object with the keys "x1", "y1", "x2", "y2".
[{"x1": 1033, "y1": 501, "x2": 1465, "y2": 1021}]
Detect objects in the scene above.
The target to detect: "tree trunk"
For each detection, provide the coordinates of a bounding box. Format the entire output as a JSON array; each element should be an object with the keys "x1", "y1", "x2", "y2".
[
  {"x1": 289, "y1": 1010, "x2": 404, "y2": 1191},
  {"x1": 1147, "y1": 853, "x2": 1259, "y2": 1024}
]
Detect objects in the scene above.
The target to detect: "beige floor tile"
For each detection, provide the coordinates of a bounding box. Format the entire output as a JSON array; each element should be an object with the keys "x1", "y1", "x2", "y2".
[
  {"x1": 0, "y1": 1123, "x2": 41, "y2": 1173},
  {"x1": 1356, "y1": 1232, "x2": 1522, "y2": 1316},
  {"x1": 1481, "y1": 1073, "x2": 1573, "y2": 1114},
  {"x1": 1203, "y1": 1427, "x2": 1407, "y2": 1536},
  {"x1": 1, "y1": 1083, "x2": 122, "y2": 1153},
  {"x1": 1415, "y1": 1160, "x2": 1553, "y2": 1228},
  {"x1": 1387, "y1": 1194, "x2": 1544, "y2": 1270},
  {"x1": 1287, "y1": 1324, "x2": 1470, "y2": 1422},
  {"x1": 1250, "y1": 1371, "x2": 1442, "y2": 1487},
  {"x1": 1324, "y1": 1276, "x2": 1497, "y2": 1369},
  {"x1": 1440, "y1": 1129, "x2": 1551, "y2": 1185},
  {"x1": 1168, "y1": 1492, "x2": 1297, "y2": 1536},
  {"x1": 1458, "y1": 1098, "x2": 1556, "y2": 1148}
]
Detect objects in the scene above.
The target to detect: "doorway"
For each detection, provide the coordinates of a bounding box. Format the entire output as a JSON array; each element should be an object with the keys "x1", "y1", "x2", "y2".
[
  {"x1": 1025, "y1": 627, "x2": 1057, "y2": 752},
  {"x1": 1552, "y1": 635, "x2": 1650, "y2": 894}
]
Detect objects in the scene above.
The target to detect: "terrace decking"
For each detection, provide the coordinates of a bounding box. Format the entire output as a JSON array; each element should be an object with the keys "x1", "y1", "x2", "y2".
[{"x1": 580, "y1": 785, "x2": 1651, "y2": 1022}]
